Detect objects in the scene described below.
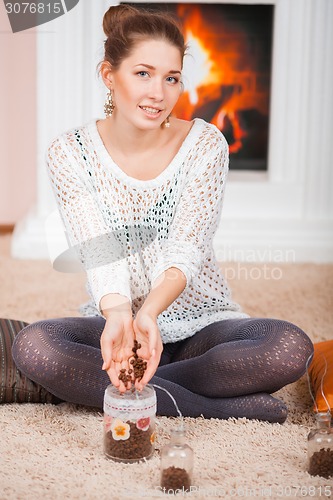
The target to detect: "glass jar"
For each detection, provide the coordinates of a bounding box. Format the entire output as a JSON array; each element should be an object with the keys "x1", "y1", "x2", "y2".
[
  {"x1": 307, "y1": 411, "x2": 333, "y2": 478},
  {"x1": 160, "y1": 426, "x2": 194, "y2": 493},
  {"x1": 103, "y1": 384, "x2": 157, "y2": 463}
]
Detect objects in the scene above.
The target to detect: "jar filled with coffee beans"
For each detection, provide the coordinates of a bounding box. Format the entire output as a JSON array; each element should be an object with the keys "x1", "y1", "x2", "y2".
[
  {"x1": 103, "y1": 384, "x2": 157, "y2": 463},
  {"x1": 160, "y1": 426, "x2": 194, "y2": 493},
  {"x1": 307, "y1": 410, "x2": 333, "y2": 479}
]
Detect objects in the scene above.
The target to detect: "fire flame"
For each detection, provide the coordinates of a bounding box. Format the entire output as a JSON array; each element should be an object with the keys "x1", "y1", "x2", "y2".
[
  {"x1": 173, "y1": 4, "x2": 271, "y2": 158},
  {"x1": 182, "y1": 30, "x2": 214, "y2": 105}
]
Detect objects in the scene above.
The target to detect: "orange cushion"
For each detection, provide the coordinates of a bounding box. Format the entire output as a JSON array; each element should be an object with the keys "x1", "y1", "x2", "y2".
[{"x1": 308, "y1": 340, "x2": 333, "y2": 413}]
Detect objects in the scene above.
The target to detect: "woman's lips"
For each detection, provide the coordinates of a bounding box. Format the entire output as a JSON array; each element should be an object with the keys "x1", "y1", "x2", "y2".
[{"x1": 139, "y1": 106, "x2": 163, "y2": 118}]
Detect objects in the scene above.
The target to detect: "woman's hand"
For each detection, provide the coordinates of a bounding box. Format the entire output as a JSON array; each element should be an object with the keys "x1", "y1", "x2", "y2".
[
  {"x1": 132, "y1": 308, "x2": 163, "y2": 391},
  {"x1": 100, "y1": 312, "x2": 135, "y2": 393}
]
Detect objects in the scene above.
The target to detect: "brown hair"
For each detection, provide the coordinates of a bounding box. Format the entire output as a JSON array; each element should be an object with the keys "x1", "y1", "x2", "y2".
[{"x1": 100, "y1": 5, "x2": 186, "y2": 71}]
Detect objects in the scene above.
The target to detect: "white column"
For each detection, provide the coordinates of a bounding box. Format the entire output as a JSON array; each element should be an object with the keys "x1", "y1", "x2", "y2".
[{"x1": 301, "y1": 0, "x2": 333, "y2": 220}]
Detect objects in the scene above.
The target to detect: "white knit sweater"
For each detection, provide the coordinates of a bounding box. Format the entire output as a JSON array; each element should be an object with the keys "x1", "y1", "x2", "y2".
[{"x1": 46, "y1": 117, "x2": 249, "y2": 343}]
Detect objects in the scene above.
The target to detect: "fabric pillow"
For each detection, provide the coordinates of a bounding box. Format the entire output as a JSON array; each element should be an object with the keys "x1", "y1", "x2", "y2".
[
  {"x1": 0, "y1": 318, "x2": 56, "y2": 404},
  {"x1": 308, "y1": 340, "x2": 333, "y2": 413}
]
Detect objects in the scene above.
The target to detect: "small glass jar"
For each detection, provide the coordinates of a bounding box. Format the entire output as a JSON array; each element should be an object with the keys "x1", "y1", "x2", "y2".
[
  {"x1": 160, "y1": 426, "x2": 194, "y2": 493},
  {"x1": 307, "y1": 411, "x2": 333, "y2": 478},
  {"x1": 103, "y1": 384, "x2": 157, "y2": 463}
]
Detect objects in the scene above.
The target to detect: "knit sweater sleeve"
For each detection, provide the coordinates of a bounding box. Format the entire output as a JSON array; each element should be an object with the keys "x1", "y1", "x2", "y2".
[
  {"x1": 46, "y1": 135, "x2": 131, "y2": 311},
  {"x1": 151, "y1": 125, "x2": 229, "y2": 288}
]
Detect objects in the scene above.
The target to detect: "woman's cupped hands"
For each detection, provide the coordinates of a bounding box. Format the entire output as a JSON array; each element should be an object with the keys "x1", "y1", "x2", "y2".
[{"x1": 100, "y1": 307, "x2": 163, "y2": 392}]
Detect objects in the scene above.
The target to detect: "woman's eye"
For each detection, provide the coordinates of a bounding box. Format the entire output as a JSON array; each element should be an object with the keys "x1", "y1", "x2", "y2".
[
  {"x1": 137, "y1": 71, "x2": 149, "y2": 77},
  {"x1": 166, "y1": 76, "x2": 179, "y2": 84}
]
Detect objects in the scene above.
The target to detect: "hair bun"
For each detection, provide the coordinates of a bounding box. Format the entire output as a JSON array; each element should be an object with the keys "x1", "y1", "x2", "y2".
[{"x1": 103, "y1": 4, "x2": 138, "y2": 38}]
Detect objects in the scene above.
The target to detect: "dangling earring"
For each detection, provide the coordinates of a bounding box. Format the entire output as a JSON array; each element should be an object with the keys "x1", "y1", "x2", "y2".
[
  {"x1": 104, "y1": 88, "x2": 115, "y2": 117},
  {"x1": 163, "y1": 115, "x2": 171, "y2": 128}
]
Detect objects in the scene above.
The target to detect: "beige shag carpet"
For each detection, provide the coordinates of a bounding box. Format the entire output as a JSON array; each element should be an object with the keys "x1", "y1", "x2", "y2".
[{"x1": 0, "y1": 234, "x2": 332, "y2": 500}]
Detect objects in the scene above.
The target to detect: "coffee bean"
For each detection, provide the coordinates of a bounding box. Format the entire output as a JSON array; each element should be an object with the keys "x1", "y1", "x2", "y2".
[
  {"x1": 104, "y1": 422, "x2": 153, "y2": 461},
  {"x1": 161, "y1": 466, "x2": 191, "y2": 491},
  {"x1": 309, "y1": 448, "x2": 333, "y2": 478},
  {"x1": 118, "y1": 340, "x2": 148, "y2": 388}
]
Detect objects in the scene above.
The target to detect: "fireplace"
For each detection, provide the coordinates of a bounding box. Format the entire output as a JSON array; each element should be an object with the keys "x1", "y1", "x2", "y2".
[{"x1": 128, "y1": 2, "x2": 274, "y2": 171}]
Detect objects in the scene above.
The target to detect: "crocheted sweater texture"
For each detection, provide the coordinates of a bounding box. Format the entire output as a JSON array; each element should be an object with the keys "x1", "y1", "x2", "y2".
[{"x1": 46, "y1": 117, "x2": 249, "y2": 343}]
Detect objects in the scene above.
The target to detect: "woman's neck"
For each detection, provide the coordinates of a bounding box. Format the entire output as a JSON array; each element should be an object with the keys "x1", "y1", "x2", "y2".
[{"x1": 100, "y1": 115, "x2": 169, "y2": 157}]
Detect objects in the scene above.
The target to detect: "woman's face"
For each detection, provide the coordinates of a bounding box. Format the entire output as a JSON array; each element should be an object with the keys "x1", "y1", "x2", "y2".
[{"x1": 110, "y1": 39, "x2": 183, "y2": 130}]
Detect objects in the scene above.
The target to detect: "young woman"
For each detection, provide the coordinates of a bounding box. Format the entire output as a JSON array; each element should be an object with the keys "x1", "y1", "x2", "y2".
[{"x1": 12, "y1": 5, "x2": 313, "y2": 423}]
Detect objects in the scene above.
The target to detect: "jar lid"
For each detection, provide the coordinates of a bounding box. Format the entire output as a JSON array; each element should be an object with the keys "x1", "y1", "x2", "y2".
[{"x1": 104, "y1": 384, "x2": 157, "y2": 418}]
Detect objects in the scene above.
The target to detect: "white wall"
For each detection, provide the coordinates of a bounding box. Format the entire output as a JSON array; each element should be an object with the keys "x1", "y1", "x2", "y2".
[
  {"x1": 0, "y1": 4, "x2": 37, "y2": 225},
  {"x1": 10, "y1": 0, "x2": 333, "y2": 263}
]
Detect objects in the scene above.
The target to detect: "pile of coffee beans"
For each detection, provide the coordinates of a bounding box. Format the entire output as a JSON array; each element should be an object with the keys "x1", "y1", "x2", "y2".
[
  {"x1": 118, "y1": 340, "x2": 147, "y2": 387},
  {"x1": 161, "y1": 466, "x2": 191, "y2": 492},
  {"x1": 104, "y1": 421, "x2": 153, "y2": 462},
  {"x1": 308, "y1": 448, "x2": 333, "y2": 478}
]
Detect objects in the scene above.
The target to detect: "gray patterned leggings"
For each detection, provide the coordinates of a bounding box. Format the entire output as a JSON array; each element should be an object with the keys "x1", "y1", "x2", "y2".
[{"x1": 12, "y1": 317, "x2": 313, "y2": 423}]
